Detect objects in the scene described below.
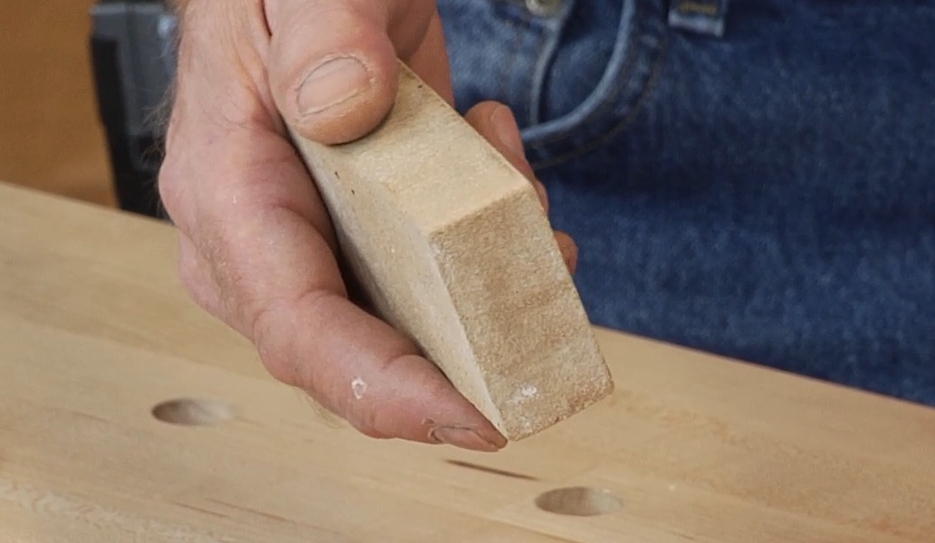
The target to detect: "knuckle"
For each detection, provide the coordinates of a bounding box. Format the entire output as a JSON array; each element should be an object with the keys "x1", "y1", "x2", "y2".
[
  {"x1": 342, "y1": 394, "x2": 392, "y2": 440},
  {"x1": 249, "y1": 304, "x2": 298, "y2": 386},
  {"x1": 351, "y1": 419, "x2": 390, "y2": 440},
  {"x1": 175, "y1": 235, "x2": 219, "y2": 315},
  {"x1": 156, "y1": 157, "x2": 186, "y2": 223}
]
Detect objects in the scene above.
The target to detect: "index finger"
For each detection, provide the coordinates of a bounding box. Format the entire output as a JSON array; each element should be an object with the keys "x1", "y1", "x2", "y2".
[{"x1": 160, "y1": 0, "x2": 506, "y2": 451}]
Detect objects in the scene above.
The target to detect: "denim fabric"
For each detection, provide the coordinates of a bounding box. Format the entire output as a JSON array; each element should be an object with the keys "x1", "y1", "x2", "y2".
[{"x1": 439, "y1": 0, "x2": 935, "y2": 406}]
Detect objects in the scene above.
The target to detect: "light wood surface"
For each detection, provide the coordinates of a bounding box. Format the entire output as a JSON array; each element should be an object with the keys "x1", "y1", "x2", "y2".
[
  {"x1": 1, "y1": 180, "x2": 933, "y2": 542},
  {"x1": 290, "y1": 64, "x2": 612, "y2": 441}
]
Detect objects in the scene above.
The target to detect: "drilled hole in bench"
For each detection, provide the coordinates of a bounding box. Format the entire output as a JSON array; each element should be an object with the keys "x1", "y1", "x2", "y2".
[
  {"x1": 151, "y1": 398, "x2": 232, "y2": 426},
  {"x1": 534, "y1": 486, "x2": 620, "y2": 516}
]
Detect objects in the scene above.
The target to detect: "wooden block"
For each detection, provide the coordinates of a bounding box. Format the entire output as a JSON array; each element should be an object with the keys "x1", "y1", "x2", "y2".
[{"x1": 287, "y1": 62, "x2": 614, "y2": 441}]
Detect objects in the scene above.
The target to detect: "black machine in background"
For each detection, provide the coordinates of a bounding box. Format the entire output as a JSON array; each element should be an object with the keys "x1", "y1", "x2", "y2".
[{"x1": 89, "y1": 0, "x2": 176, "y2": 219}]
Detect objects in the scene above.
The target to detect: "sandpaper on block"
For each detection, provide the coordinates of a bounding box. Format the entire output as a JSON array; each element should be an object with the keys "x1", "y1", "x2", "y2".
[{"x1": 288, "y1": 62, "x2": 614, "y2": 441}]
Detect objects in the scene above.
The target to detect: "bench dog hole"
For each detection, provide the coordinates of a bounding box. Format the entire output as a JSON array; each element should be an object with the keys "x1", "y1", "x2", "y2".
[
  {"x1": 151, "y1": 398, "x2": 233, "y2": 426},
  {"x1": 534, "y1": 486, "x2": 621, "y2": 516}
]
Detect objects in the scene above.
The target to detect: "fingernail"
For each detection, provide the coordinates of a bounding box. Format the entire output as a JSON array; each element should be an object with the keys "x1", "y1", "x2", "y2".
[
  {"x1": 491, "y1": 105, "x2": 526, "y2": 158},
  {"x1": 298, "y1": 57, "x2": 370, "y2": 116},
  {"x1": 565, "y1": 243, "x2": 579, "y2": 275},
  {"x1": 431, "y1": 426, "x2": 502, "y2": 452},
  {"x1": 533, "y1": 180, "x2": 549, "y2": 211},
  {"x1": 556, "y1": 232, "x2": 579, "y2": 275}
]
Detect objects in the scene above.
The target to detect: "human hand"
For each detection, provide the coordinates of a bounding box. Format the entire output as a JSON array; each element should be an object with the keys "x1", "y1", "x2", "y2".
[{"x1": 157, "y1": 0, "x2": 578, "y2": 451}]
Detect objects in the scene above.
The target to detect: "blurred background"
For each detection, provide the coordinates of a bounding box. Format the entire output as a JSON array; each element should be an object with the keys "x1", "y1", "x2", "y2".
[{"x1": 0, "y1": 0, "x2": 116, "y2": 207}]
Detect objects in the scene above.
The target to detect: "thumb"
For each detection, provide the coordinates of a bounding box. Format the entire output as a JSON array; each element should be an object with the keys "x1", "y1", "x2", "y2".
[{"x1": 265, "y1": 1, "x2": 407, "y2": 145}]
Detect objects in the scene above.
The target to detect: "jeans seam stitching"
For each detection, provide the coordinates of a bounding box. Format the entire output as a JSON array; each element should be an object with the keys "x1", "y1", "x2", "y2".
[
  {"x1": 502, "y1": 12, "x2": 532, "y2": 124},
  {"x1": 527, "y1": 14, "x2": 556, "y2": 124},
  {"x1": 530, "y1": 0, "x2": 646, "y2": 147},
  {"x1": 531, "y1": 28, "x2": 668, "y2": 169}
]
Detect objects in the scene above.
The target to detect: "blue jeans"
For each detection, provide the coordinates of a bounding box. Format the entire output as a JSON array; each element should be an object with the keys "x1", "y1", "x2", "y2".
[{"x1": 438, "y1": 0, "x2": 935, "y2": 406}]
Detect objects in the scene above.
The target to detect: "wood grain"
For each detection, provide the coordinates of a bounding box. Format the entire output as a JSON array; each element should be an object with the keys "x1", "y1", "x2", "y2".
[
  {"x1": 290, "y1": 64, "x2": 612, "y2": 441},
  {"x1": 2, "y1": 180, "x2": 934, "y2": 542}
]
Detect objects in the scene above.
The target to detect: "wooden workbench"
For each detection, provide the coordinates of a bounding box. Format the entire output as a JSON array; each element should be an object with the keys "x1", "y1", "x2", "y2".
[{"x1": 1, "y1": 180, "x2": 932, "y2": 542}]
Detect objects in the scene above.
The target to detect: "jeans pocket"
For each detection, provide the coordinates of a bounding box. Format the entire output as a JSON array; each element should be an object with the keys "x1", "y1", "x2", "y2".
[
  {"x1": 521, "y1": 0, "x2": 668, "y2": 169},
  {"x1": 441, "y1": 0, "x2": 667, "y2": 169}
]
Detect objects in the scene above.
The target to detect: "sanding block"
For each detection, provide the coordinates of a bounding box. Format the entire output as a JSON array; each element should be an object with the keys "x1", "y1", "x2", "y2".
[{"x1": 287, "y1": 62, "x2": 614, "y2": 441}]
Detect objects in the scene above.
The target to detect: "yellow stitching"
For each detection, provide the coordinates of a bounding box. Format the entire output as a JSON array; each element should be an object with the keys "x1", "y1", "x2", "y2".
[{"x1": 675, "y1": 1, "x2": 719, "y2": 16}]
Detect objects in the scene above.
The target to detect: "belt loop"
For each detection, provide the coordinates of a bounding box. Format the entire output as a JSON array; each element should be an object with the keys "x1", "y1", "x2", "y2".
[{"x1": 667, "y1": 0, "x2": 730, "y2": 37}]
